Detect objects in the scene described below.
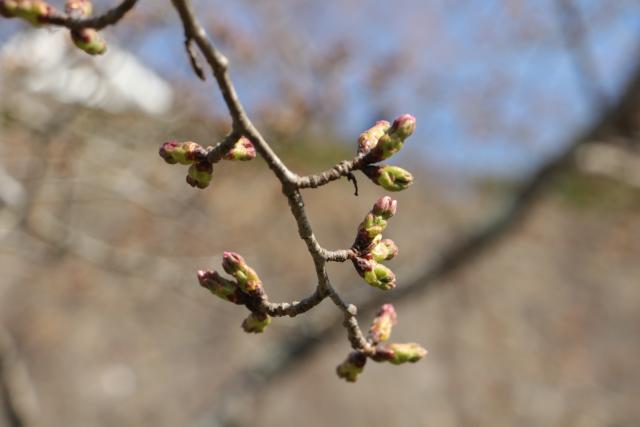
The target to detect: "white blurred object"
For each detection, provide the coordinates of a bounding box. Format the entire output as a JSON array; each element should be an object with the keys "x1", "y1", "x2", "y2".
[{"x1": 0, "y1": 29, "x2": 173, "y2": 115}]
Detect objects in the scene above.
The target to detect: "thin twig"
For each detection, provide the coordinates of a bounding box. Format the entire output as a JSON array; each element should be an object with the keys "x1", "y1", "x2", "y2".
[{"x1": 41, "y1": 0, "x2": 139, "y2": 31}]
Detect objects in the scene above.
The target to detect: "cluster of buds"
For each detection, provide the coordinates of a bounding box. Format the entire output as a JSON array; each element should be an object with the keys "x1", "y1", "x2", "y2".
[
  {"x1": 357, "y1": 114, "x2": 416, "y2": 192},
  {"x1": 351, "y1": 196, "x2": 399, "y2": 290},
  {"x1": 0, "y1": 0, "x2": 55, "y2": 25},
  {"x1": 336, "y1": 304, "x2": 427, "y2": 382},
  {"x1": 198, "y1": 252, "x2": 271, "y2": 334},
  {"x1": 159, "y1": 137, "x2": 256, "y2": 189},
  {"x1": 65, "y1": 0, "x2": 106, "y2": 55}
]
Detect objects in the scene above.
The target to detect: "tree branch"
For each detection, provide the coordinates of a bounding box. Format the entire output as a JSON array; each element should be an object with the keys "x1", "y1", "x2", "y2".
[{"x1": 41, "y1": 0, "x2": 139, "y2": 30}]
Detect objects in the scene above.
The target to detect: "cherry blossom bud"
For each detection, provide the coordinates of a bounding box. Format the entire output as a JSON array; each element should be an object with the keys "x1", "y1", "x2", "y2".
[
  {"x1": 0, "y1": 0, "x2": 55, "y2": 25},
  {"x1": 357, "y1": 120, "x2": 390, "y2": 155},
  {"x1": 354, "y1": 257, "x2": 396, "y2": 290},
  {"x1": 241, "y1": 312, "x2": 271, "y2": 334},
  {"x1": 368, "y1": 304, "x2": 397, "y2": 343},
  {"x1": 362, "y1": 164, "x2": 413, "y2": 192},
  {"x1": 197, "y1": 270, "x2": 246, "y2": 304},
  {"x1": 159, "y1": 140, "x2": 205, "y2": 165},
  {"x1": 370, "y1": 237, "x2": 398, "y2": 262},
  {"x1": 336, "y1": 351, "x2": 367, "y2": 382},
  {"x1": 372, "y1": 196, "x2": 397, "y2": 219},
  {"x1": 221, "y1": 252, "x2": 264, "y2": 298},
  {"x1": 186, "y1": 161, "x2": 213, "y2": 189},
  {"x1": 363, "y1": 114, "x2": 416, "y2": 163},
  {"x1": 223, "y1": 136, "x2": 256, "y2": 161},
  {"x1": 373, "y1": 343, "x2": 427, "y2": 365},
  {"x1": 71, "y1": 29, "x2": 107, "y2": 55},
  {"x1": 64, "y1": 0, "x2": 91, "y2": 16}
]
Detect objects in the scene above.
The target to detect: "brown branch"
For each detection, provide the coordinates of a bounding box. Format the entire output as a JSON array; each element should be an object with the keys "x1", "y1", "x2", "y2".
[
  {"x1": 41, "y1": 0, "x2": 139, "y2": 30},
  {"x1": 296, "y1": 156, "x2": 365, "y2": 189}
]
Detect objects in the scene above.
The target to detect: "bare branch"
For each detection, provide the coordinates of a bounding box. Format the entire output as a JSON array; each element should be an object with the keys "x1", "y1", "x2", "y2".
[{"x1": 41, "y1": 0, "x2": 139, "y2": 30}]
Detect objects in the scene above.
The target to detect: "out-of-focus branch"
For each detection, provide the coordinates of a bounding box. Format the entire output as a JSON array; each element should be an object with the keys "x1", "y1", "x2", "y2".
[
  {"x1": 0, "y1": 327, "x2": 38, "y2": 427},
  {"x1": 40, "y1": 0, "x2": 138, "y2": 31}
]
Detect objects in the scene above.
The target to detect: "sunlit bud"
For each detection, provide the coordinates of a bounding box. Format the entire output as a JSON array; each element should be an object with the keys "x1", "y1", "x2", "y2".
[
  {"x1": 186, "y1": 161, "x2": 213, "y2": 189},
  {"x1": 159, "y1": 140, "x2": 205, "y2": 165},
  {"x1": 373, "y1": 343, "x2": 427, "y2": 365},
  {"x1": 354, "y1": 257, "x2": 396, "y2": 290},
  {"x1": 64, "y1": 0, "x2": 91, "y2": 16},
  {"x1": 371, "y1": 238, "x2": 398, "y2": 262},
  {"x1": 241, "y1": 312, "x2": 271, "y2": 334},
  {"x1": 221, "y1": 252, "x2": 264, "y2": 297},
  {"x1": 372, "y1": 196, "x2": 397, "y2": 219},
  {"x1": 197, "y1": 270, "x2": 246, "y2": 304},
  {"x1": 357, "y1": 120, "x2": 390, "y2": 155},
  {"x1": 223, "y1": 136, "x2": 256, "y2": 161},
  {"x1": 363, "y1": 114, "x2": 416, "y2": 163},
  {"x1": 71, "y1": 29, "x2": 107, "y2": 55},
  {"x1": 362, "y1": 164, "x2": 413, "y2": 192},
  {"x1": 368, "y1": 304, "x2": 397, "y2": 343},
  {"x1": 0, "y1": 0, "x2": 55, "y2": 25},
  {"x1": 336, "y1": 351, "x2": 367, "y2": 382}
]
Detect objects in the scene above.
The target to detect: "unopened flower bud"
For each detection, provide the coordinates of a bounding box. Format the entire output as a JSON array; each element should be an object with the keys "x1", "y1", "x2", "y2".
[
  {"x1": 241, "y1": 312, "x2": 271, "y2": 333},
  {"x1": 368, "y1": 304, "x2": 397, "y2": 343},
  {"x1": 362, "y1": 164, "x2": 413, "y2": 192},
  {"x1": 357, "y1": 120, "x2": 390, "y2": 155},
  {"x1": 71, "y1": 28, "x2": 107, "y2": 55},
  {"x1": 373, "y1": 343, "x2": 427, "y2": 365},
  {"x1": 336, "y1": 351, "x2": 367, "y2": 382},
  {"x1": 159, "y1": 140, "x2": 205, "y2": 165},
  {"x1": 221, "y1": 252, "x2": 264, "y2": 297},
  {"x1": 363, "y1": 114, "x2": 416, "y2": 163},
  {"x1": 197, "y1": 270, "x2": 245, "y2": 304},
  {"x1": 186, "y1": 160, "x2": 213, "y2": 189},
  {"x1": 223, "y1": 136, "x2": 256, "y2": 161},
  {"x1": 372, "y1": 196, "x2": 397, "y2": 219},
  {"x1": 371, "y1": 237, "x2": 398, "y2": 262},
  {"x1": 1, "y1": 0, "x2": 55, "y2": 25},
  {"x1": 353, "y1": 257, "x2": 396, "y2": 290}
]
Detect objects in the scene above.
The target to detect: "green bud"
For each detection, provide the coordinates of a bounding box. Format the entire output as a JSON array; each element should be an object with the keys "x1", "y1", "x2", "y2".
[
  {"x1": 373, "y1": 343, "x2": 427, "y2": 365},
  {"x1": 223, "y1": 136, "x2": 256, "y2": 161},
  {"x1": 357, "y1": 120, "x2": 390, "y2": 155},
  {"x1": 368, "y1": 304, "x2": 397, "y2": 343},
  {"x1": 363, "y1": 114, "x2": 416, "y2": 163},
  {"x1": 221, "y1": 252, "x2": 264, "y2": 297},
  {"x1": 241, "y1": 312, "x2": 271, "y2": 334},
  {"x1": 0, "y1": 0, "x2": 55, "y2": 25},
  {"x1": 197, "y1": 270, "x2": 246, "y2": 304},
  {"x1": 71, "y1": 29, "x2": 107, "y2": 55},
  {"x1": 159, "y1": 140, "x2": 205, "y2": 165},
  {"x1": 336, "y1": 352, "x2": 367, "y2": 382},
  {"x1": 186, "y1": 160, "x2": 213, "y2": 189},
  {"x1": 353, "y1": 257, "x2": 396, "y2": 290},
  {"x1": 362, "y1": 164, "x2": 413, "y2": 192},
  {"x1": 371, "y1": 237, "x2": 398, "y2": 262}
]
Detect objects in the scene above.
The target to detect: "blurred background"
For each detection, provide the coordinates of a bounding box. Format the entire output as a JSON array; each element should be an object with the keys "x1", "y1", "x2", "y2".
[{"x1": 1, "y1": 0, "x2": 640, "y2": 426}]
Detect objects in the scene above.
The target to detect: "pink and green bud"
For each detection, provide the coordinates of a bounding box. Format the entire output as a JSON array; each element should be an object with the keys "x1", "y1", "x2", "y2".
[
  {"x1": 159, "y1": 140, "x2": 205, "y2": 165},
  {"x1": 336, "y1": 351, "x2": 367, "y2": 382},
  {"x1": 368, "y1": 304, "x2": 397, "y2": 343},
  {"x1": 71, "y1": 29, "x2": 107, "y2": 55},
  {"x1": 354, "y1": 257, "x2": 396, "y2": 290},
  {"x1": 373, "y1": 343, "x2": 427, "y2": 365},
  {"x1": 0, "y1": 0, "x2": 55, "y2": 25},
  {"x1": 186, "y1": 161, "x2": 213, "y2": 189},
  {"x1": 197, "y1": 270, "x2": 246, "y2": 304},
  {"x1": 363, "y1": 114, "x2": 416, "y2": 163},
  {"x1": 370, "y1": 237, "x2": 398, "y2": 262},
  {"x1": 357, "y1": 120, "x2": 390, "y2": 155},
  {"x1": 241, "y1": 312, "x2": 271, "y2": 334},
  {"x1": 223, "y1": 136, "x2": 256, "y2": 161},
  {"x1": 221, "y1": 252, "x2": 264, "y2": 297},
  {"x1": 372, "y1": 196, "x2": 397, "y2": 219},
  {"x1": 362, "y1": 164, "x2": 413, "y2": 192}
]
